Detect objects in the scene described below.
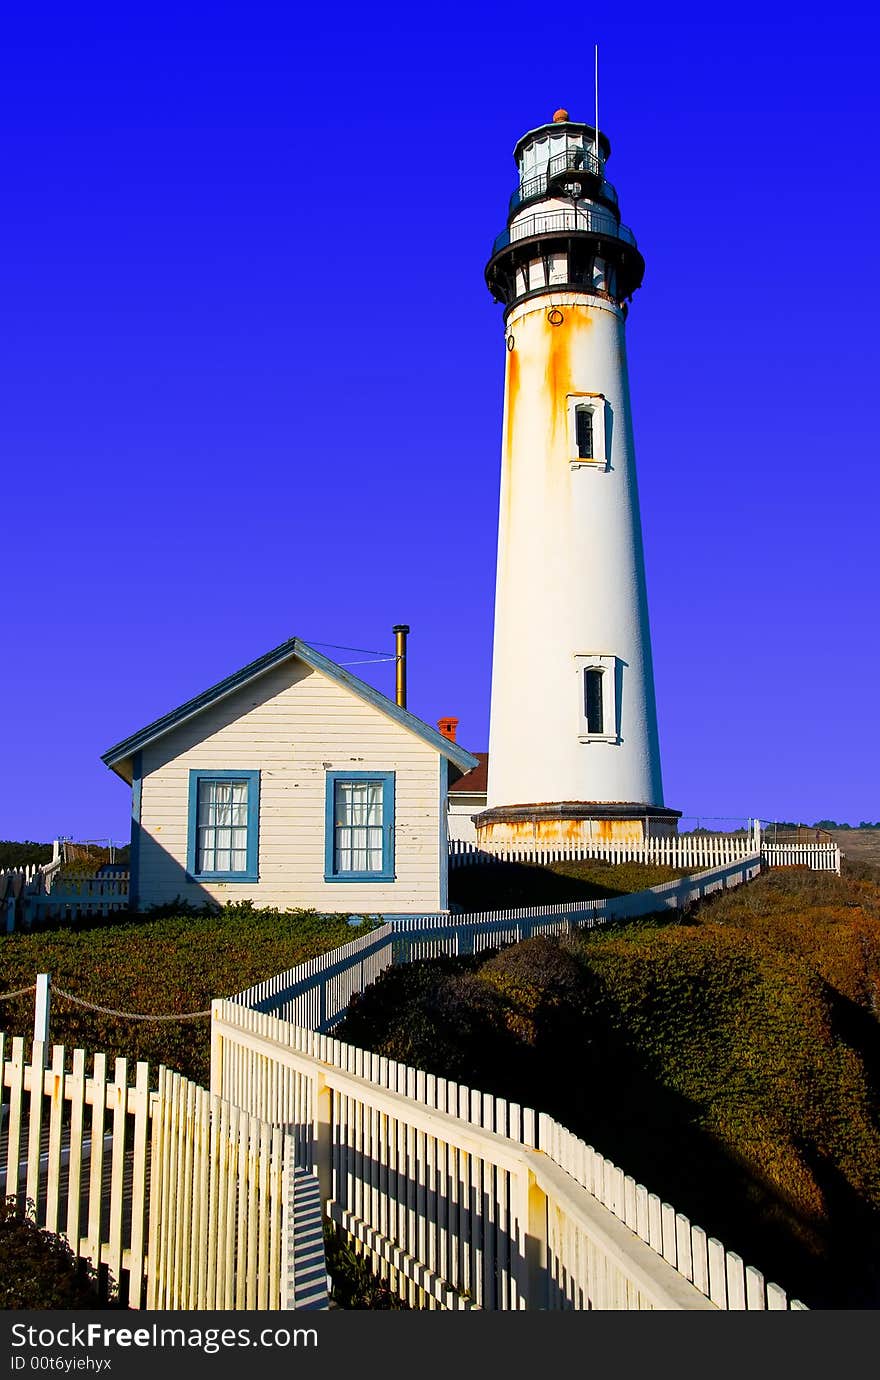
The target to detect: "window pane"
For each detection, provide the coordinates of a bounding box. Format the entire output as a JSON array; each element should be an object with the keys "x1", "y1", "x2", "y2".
[
  {"x1": 576, "y1": 409, "x2": 593, "y2": 459},
  {"x1": 196, "y1": 777, "x2": 250, "y2": 873},
  {"x1": 585, "y1": 669, "x2": 604, "y2": 734},
  {"x1": 334, "y1": 779, "x2": 385, "y2": 872}
]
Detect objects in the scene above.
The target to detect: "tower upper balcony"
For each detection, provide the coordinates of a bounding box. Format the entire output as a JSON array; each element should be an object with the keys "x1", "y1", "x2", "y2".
[{"x1": 486, "y1": 110, "x2": 644, "y2": 312}]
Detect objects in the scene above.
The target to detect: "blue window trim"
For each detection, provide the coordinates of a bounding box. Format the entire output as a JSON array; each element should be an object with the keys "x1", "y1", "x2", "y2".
[
  {"x1": 186, "y1": 769, "x2": 260, "y2": 883},
  {"x1": 324, "y1": 771, "x2": 395, "y2": 883}
]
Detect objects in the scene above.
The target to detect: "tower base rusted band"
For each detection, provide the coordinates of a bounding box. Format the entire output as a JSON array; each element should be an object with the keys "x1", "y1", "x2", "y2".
[{"x1": 474, "y1": 801, "x2": 681, "y2": 846}]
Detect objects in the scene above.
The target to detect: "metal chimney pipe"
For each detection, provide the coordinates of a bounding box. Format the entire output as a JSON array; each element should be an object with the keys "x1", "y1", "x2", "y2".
[{"x1": 392, "y1": 625, "x2": 410, "y2": 709}]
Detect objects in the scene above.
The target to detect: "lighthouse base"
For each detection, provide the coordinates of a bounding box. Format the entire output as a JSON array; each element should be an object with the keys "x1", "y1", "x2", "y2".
[{"x1": 474, "y1": 802, "x2": 681, "y2": 847}]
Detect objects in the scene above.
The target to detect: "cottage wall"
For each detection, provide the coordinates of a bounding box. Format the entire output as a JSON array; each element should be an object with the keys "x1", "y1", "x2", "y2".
[{"x1": 136, "y1": 659, "x2": 445, "y2": 913}]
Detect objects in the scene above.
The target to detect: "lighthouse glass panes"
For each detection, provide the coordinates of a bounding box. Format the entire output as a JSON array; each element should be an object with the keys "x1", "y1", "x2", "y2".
[
  {"x1": 584, "y1": 669, "x2": 604, "y2": 734},
  {"x1": 197, "y1": 779, "x2": 249, "y2": 873},
  {"x1": 576, "y1": 407, "x2": 594, "y2": 459},
  {"x1": 334, "y1": 780, "x2": 384, "y2": 873}
]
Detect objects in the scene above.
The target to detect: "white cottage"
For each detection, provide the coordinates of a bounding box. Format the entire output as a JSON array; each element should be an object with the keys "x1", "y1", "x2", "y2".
[{"x1": 101, "y1": 637, "x2": 479, "y2": 915}]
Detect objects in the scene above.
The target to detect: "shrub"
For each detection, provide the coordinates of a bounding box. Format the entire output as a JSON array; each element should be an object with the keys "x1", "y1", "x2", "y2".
[
  {"x1": 0, "y1": 1198, "x2": 117, "y2": 1309},
  {"x1": 340, "y1": 957, "x2": 515, "y2": 1087},
  {"x1": 323, "y1": 1224, "x2": 408, "y2": 1309}
]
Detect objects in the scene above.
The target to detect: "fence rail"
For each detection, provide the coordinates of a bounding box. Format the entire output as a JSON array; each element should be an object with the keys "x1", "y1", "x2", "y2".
[{"x1": 0, "y1": 1032, "x2": 325, "y2": 1310}]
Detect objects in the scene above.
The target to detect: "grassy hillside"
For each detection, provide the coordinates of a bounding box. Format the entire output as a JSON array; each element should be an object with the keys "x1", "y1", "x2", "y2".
[
  {"x1": 828, "y1": 828, "x2": 880, "y2": 868},
  {"x1": 338, "y1": 863, "x2": 880, "y2": 1308},
  {"x1": 0, "y1": 904, "x2": 373, "y2": 1086},
  {"x1": 0, "y1": 840, "x2": 52, "y2": 870},
  {"x1": 449, "y1": 857, "x2": 695, "y2": 910}
]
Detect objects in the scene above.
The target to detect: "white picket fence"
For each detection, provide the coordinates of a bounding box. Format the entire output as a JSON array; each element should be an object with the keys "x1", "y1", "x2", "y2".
[
  {"x1": 212, "y1": 996, "x2": 804, "y2": 1311},
  {"x1": 0, "y1": 829, "x2": 840, "y2": 934},
  {"x1": 214, "y1": 855, "x2": 806, "y2": 1310},
  {"x1": 2, "y1": 853, "x2": 127, "y2": 932},
  {"x1": 2, "y1": 857, "x2": 65, "y2": 931},
  {"x1": 0, "y1": 1031, "x2": 327, "y2": 1311},
  {"x1": 761, "y1": 843, "x2": 840, "y2": 871},
  {"x1": 234, "y1": 858, "x2": 762, "y2": 1033},
  {"x1": 22, "y1": 874, "x2": 131, "y2": 925},
  {"x1": 449, "y1": 835, "x2": 841, "y2": 874}
]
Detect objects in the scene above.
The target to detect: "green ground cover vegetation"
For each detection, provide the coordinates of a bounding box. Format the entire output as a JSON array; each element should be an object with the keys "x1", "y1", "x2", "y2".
[
  {"x1": 449, "y1": 857, "x2": 695, "y2": 910},
  {"x1": 0, "y1": 859, "x2": 677, "y2": 1087},
  {"x1": 338, "y1": 862, "x2": 880, "y2": 1309},
  {"x1": 0, "y1": 904, "x2": 374, "y2": 1086}
]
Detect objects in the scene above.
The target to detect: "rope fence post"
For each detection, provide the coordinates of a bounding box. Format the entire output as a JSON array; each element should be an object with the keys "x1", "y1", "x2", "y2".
[{"x1": 34, "y1": 972, "x2": 51, "y2": 1046}]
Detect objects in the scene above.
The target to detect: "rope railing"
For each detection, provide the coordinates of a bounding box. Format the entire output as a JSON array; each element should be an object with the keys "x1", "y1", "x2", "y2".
[
  {"x1": 51, "y1": 986, "x2": 211, "y2": 1021},
  {"x1": 0, "y1": 984, "x2": 37, "y2": 1002}
]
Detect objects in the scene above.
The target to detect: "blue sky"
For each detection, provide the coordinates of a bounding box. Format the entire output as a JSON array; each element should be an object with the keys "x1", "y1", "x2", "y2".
[{"x1": 2, "y1": 0, "x2": 878, "y2": 841}]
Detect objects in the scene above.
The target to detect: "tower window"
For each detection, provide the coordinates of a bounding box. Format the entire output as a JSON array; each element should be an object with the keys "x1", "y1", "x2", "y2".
[
  {"x1": 567, "y1": 395, "x2": 608, "y2": 468},
  {"x1": 584, "y1": 669, "x2": 604, "y2": 734},
  {"x1": 574, "y1": 653, "x2": 619, "y2": 742},
  {"x1": 576, "y1": 408, "x2": 594, "y2": 460}
]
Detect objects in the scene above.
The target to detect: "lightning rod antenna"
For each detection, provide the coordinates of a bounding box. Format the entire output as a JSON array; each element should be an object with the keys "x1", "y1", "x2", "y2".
[{"x1": 594, "y1": 43, "x2": 600, "y2": 165}]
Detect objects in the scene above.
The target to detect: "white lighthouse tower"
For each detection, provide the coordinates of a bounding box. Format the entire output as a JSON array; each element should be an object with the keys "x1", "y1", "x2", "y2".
[{"x1": 477, "y1": 109, "x2": 678, "y2": 846}]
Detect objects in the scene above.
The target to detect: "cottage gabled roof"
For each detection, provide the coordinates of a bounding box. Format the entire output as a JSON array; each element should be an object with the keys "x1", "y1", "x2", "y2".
[{"x1": 101, "y1": 636, "x2": 480, "y2": 781}]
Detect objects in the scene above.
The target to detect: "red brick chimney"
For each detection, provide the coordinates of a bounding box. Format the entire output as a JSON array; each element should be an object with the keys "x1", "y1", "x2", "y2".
[{"x1": 437, "y1": 717, "x2": 458, "y2": 744}]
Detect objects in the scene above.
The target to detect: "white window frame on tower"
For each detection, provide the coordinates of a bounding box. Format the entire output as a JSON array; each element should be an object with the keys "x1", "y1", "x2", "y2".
[
  {"x1": 574, "y1": 654, "x2": 620, "y2": 743},
  {"x1": 567, "y1": 393, "x2": 609, "y2": 469}
]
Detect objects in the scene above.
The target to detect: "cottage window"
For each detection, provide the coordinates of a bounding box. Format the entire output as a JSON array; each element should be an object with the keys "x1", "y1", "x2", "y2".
[
  {"x1": 187, "y1": 770, "x2": 260, "y2": 881},
  {"x1": 325, "y1": 771, "x2": 395, "y2": 882}
]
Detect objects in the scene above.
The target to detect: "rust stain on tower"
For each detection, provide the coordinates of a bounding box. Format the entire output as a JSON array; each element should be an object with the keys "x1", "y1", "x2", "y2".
[
  {"x1": 544, "y1": 307, "x2": 591, "y2": 445},
  {"x1": 504, "y1": 343, "x2": 519, "y2": 457}
]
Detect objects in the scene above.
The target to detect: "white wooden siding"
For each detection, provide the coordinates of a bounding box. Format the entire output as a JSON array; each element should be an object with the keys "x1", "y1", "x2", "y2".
[{"x1": 138, "y1": 659, "x2": 443, "y2": 913}]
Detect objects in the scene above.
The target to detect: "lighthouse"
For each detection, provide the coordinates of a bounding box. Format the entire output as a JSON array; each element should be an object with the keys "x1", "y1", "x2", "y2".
[{"x1": 476, "y1": 110, "x2": 678, "y2": 845}]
